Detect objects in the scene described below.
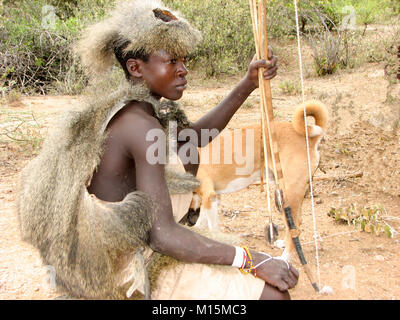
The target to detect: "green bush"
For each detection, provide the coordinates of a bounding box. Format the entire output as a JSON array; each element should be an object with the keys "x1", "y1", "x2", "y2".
[
  {"x1": 163, "y1": 0, "x2": 255, "y2": 76},
  {"x1": 163, "y1": 0, "x2": 346, "y2": 76},
  {"x1": 0, "y1": 0, "x2": 398, "y2": 93},
  {"x1": 0, "y1": 0, "x2": 113, "y2": 95},
  {"x1": 302, "y1": 0, "x2": 398, "y2": 76}
]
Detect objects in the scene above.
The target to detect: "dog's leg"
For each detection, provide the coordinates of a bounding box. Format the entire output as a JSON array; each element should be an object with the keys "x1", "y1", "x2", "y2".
[
  {"x1": 194, "y1": 193, "x2": 218, "y2": 230},
  {"x1": 193, "y1": 207, "x2": 208, "y2": 229},
  {"x1": 193, "y1": 175, "x2": 218, "y2": 230},
  {"x1": 281, "y1": 180, "x2": 308, "y2": 262},
  {"x1": 190, "y1": 193, "x2": 202, "y2": 211},
  {"x1": 203, "y1": 196, "x2": 219, "y2": 231},
  {"x1": 281, "y1": 146, "x2": 321, "y2": 262}
]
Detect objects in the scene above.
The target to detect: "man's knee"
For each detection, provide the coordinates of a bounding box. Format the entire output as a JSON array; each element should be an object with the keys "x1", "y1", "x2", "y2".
[{"x1": 259, "y1": 283, "x2": 291, "y2": 300}]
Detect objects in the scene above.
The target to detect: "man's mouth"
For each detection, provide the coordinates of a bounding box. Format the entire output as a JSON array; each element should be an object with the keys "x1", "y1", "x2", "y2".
[{"x1": 176, "y1": 81, "x2": 187, "y2": 90}]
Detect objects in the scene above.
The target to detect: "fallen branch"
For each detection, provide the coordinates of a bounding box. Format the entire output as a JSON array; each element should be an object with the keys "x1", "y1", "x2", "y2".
[
  {"x1": 252, "y1": 171, "x2": 363, "y2": 186},
  {"x1": 313, "y1": 171, "x2": 363, "y2": 182}
]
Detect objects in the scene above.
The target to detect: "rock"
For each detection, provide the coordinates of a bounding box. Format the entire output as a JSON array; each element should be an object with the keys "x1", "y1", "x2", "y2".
[{"x1": 375, "y1": 255, "x2": 385, "y2": 261}]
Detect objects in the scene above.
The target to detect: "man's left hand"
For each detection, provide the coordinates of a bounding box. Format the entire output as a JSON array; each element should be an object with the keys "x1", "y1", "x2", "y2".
[{"x1": 245, "y1": 46, "x2": 278, "y2": 88}]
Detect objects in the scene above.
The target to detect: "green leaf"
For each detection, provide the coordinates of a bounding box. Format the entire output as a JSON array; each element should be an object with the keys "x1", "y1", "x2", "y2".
[
  {"x1": 384, "y1": 226, "x2": 393, "y2": 238},
  {"x1": 35, "y1": 58, "x2": 44, "y2": 67}
]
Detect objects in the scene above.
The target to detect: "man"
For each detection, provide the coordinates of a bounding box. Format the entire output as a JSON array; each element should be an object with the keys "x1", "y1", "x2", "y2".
[{"x1": 18, "y1": 0, "x2": 298, "y2": 300}]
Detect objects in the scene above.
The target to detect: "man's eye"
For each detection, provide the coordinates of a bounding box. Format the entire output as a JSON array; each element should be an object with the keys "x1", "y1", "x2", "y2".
[{"x1": 170, "y1": 59, "x2": 177, "y2": 64}]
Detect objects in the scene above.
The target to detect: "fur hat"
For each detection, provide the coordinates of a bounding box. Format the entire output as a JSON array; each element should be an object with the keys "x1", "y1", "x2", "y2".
[{"x1": 75, "y1": 0, "x2": 202, "y2": 77}]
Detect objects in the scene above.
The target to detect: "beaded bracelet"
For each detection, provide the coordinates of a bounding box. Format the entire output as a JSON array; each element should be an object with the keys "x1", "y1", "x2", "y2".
[{"x1": 239, "y1": 246, "x2": 257, "y2": 277}]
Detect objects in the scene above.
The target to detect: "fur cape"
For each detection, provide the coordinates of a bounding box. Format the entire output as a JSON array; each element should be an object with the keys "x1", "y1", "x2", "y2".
[
  {"x1": 17, "y1": 0, "x2": 204, "y2": 299},
  {"x1": 17, "y1": 75, "x2": 200, "y2": 299}
]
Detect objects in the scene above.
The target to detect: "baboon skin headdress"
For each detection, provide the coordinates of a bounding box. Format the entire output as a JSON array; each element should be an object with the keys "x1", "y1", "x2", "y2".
[{"x1": 75, "y1": 0, "x2": 202, "y2": 76}]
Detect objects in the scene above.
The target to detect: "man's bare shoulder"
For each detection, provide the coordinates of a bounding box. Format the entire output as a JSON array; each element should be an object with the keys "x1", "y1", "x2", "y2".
[
  {"x1": 107, "y1": 100, "x2": 163, "y2": 157},
  {"x1": 112, "y1": 100, "x2": 160, "y2": 126}
]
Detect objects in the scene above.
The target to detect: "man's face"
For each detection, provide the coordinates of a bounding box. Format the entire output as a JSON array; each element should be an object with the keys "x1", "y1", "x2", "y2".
[{"x1": 140, "y1": 50, "x2": 188, "y2": 100}]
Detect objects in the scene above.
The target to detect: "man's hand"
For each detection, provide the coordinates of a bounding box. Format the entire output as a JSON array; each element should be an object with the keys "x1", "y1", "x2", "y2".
[
  {"x1": 244, "y1": 46, "x2": 278, "y2": 89},
  {"x1": 251, "y1": 251, "x2": 299, "y2": 291}
]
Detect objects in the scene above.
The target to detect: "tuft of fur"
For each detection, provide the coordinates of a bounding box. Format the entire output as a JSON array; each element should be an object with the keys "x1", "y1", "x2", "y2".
[
  {"x1": 74, "y1": 0, "x2": 202, "y2": 78},
  {"x1": 157, "y1": 100, "x2": 192, "y2": 129},
  {"x1": 17, "y1": 76, "x2": 199, "y2": 299},
  {"x1": 292, "y1": 100, "x2": 328, "y2": 137},
  {"x1": 165, "y1": 168, "x2": 200, "y2": 194}
]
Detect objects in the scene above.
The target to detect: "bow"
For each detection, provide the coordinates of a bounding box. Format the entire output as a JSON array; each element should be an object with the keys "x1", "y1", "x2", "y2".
[{"x1": 248, "y1": 0, "x2": 319, "y2": 293}]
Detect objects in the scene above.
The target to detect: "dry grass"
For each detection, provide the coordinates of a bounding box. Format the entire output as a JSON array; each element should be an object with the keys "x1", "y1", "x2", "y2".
[{"x1": 0, "y1": 107, "x2": 44, "y2": 155}]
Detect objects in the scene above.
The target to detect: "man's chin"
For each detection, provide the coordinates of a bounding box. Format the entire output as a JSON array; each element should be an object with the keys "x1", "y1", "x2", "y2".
[
  {"x1": 150, "y1": 89, "x2": 184, "y2": 101},
  {"x1": 167, "y1": 91, "x2": 184, "y2": 101}
]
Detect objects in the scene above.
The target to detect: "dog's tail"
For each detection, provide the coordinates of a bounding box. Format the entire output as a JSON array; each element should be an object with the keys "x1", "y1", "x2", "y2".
[{"x1": 292, "y1": 100, "x2": 328, "y2": 137}]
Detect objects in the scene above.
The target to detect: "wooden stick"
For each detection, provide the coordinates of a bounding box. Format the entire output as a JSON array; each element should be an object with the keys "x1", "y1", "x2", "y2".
[
  {"x1": 249, "y1": 0, "x2": 260, "y2": 57},
  {"x1": 249, "y1": 0, "x2": 320, "y2": 293},
  {"x1": 259, "y1": 0, "x2": 280, "y2": 187},
  {"x1": 255, "y1": 171, "x2": 364, "y2": 184},
  {"x1": 313, "y1": 171, "x2": 363, "y2": 182},
  {"x1": 249, "y1": 0, "x2": 274, "y2": 234}
]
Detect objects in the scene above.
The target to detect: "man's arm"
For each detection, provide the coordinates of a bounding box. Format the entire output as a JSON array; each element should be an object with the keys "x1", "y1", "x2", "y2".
[
  {"x1": 187, "y1": 52, "x2": 278, "y2": 147},
  {"x1": 126, "y1": 112, "x2": 235, "y2": 265},
  {"x1": 124, "y1": 111, "x2": 298, "y2": 291}
]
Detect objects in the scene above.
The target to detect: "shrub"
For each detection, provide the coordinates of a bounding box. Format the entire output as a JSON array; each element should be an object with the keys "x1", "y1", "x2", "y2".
[
  {"x1": 1, "y1": 0, "x2": 398, "y2": 93},
  {"x1": 278, "y1": 80, "x2": 301, "y2": 95},
  {"x1": 163, "y1": 0, "x2": 256, "y2": 76},
  {"x1": 163, "y1": 0, "x2": 347, "y2": 76},
  {"x1": 0, "y1": 0, "x2": 113, "y2": 95}
]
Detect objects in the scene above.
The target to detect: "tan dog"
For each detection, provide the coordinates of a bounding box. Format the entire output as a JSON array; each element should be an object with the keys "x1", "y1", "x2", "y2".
[{"x1": 190, "y1": 100, "x2": 328, "y2": 261}]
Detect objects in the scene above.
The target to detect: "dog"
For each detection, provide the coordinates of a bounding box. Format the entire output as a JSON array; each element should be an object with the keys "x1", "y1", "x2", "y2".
[{"x1": 189, "y1": 100, "x2": 328, "y2": 261}]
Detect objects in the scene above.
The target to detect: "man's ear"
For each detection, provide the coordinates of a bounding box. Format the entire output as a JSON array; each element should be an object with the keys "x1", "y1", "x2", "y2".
[{"x1": 126, "y1": 58, "x2": 143, "y2": 79}]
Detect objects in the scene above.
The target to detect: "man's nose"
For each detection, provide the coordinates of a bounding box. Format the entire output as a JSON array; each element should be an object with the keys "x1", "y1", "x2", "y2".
[{"x1": 177, "y1": 61, "x2": 188, "y2": 77}]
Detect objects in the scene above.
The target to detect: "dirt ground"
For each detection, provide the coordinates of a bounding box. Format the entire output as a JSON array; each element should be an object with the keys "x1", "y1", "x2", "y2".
[{"x1": 1, "y1": 41, "x2": 399, "y2": 300}]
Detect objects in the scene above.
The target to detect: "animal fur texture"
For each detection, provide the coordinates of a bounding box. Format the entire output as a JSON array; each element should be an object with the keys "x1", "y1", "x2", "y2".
[
  {"x1": 17, "y1": 0, "x2": 203, "y2": 299},
  {"x1": 17, "y1": 74, "x2": 199, "y2": 299},
  {"x1": 74, "y1": 0, "x2": 202, "y2": 78}
]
